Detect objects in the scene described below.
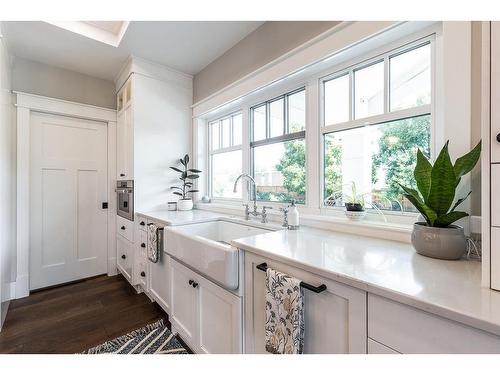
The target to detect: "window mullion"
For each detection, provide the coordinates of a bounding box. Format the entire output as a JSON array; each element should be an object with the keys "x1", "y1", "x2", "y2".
[
  {"x1": 284, "y1": 94, "x2": 289, "y2": 135},
  {"x1": 349, "y1": 70, "x2": 354, "y2": 121},
  {"x1": 384, "y1": 55, "x2": 390, "y2": 113}
]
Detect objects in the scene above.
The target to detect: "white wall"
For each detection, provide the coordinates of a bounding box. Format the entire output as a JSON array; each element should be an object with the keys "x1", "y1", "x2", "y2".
[
  {"x1": 0, "y1": 30, "x2": 15, "y2": 329},
  {"x1": 12, "y1": 58, "x2": 116, "y2": 109}
]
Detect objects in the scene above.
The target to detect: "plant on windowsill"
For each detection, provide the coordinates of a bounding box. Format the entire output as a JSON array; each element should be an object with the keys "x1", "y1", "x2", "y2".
[
  {"x1": 343, "y1": 181, "x2": 367, "y2": 221},
  {"x1": 398, "y1": 140, "x2": 481, "y2": 260},
  {"x1": 170, "y1": 154, "x2": 201, "y2": 211}
]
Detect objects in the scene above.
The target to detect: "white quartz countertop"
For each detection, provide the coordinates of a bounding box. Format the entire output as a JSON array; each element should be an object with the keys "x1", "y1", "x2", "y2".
[
  {"x1": 232, "y1": 227, "x2": 500, "y2": 336},
  {"x1": 136, "y1": 209, "x2": 226, "y2": 226}
]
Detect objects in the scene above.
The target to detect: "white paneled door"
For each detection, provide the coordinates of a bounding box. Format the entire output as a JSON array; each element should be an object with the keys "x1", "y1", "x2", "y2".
[{"x1": 29, "y1": 112, "x2": 108, "y2": 290}]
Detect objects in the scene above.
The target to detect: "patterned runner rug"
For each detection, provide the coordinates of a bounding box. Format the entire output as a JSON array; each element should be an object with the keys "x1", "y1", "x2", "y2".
[{"x1": 82, "y1": 319, "x2": 189, "y2": 354}]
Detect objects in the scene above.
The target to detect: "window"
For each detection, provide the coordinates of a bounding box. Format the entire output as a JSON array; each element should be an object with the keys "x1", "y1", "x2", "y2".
[
  {"x1": 251, "y1": 88, "x2": 306, "y2": 204},
  {"x1": 209, "y1": 113, "x2": 243, "y2": 199},
  {"x1": 321, "y1": 41, "x2": 432, "y2": 213}
]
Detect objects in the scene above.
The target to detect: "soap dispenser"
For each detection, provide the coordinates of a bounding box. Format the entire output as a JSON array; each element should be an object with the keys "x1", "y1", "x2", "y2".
[{"x1": 288, "y1": 199, "x2": 300, "y2": 230}]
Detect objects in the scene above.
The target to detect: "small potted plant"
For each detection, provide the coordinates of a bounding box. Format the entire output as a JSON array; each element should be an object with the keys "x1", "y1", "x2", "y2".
[
  {"x1": 343, "y1": 181, "x2": 368, "y2": 221},
  {"x1": 399, "y1": 140, "x2": 481, "y2": 260},
  {"x1": 170, "y1": 154, "x2": 201, "y2": 211}
]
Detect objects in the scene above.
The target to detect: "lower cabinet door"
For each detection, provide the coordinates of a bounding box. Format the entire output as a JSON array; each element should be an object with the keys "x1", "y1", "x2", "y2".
[
  {"x1": 244, "y1": 253, "x2": 367, "y2": 354},
  {"x1": 170, "y1": 259, "x2": 198, "y2": 347},
  {"x1": 116, "y1": 236, "x2": 133, "y2": 283},
  {"x1": 197, "y1": 275, "x2": 242, "y2": 354},
  {"x1": 149, "y1": 254, "x2": 171, "y2": 313}
]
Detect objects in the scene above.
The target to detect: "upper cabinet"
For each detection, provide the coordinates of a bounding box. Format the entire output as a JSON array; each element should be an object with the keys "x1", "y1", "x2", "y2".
[
  {"x1": 114, "y1": 58, "x2": 193, "y2": 212},
  {"x1": 116, "y1": 99, "x2": 134, "y2": 180}
]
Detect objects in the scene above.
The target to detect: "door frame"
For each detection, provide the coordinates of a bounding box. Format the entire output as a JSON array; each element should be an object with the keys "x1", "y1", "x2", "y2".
[{"x1": 14, "y1": 92, "x2": 117, "y2": 298}]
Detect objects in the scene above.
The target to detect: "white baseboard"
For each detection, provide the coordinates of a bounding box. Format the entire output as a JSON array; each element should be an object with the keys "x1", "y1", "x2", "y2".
[{"x1": 15, "y1": 274, "x2": 29, "y2": 299}]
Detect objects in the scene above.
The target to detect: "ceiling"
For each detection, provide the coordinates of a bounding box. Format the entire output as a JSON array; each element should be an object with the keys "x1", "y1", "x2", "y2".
[{"x1": 1, "y1": 21, "x2": 264, "y2": 81}]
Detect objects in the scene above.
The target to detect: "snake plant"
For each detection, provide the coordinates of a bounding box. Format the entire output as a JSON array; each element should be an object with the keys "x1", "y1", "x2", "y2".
[{"x1": 399, "y1": 140, "x2": 481, "y2": 228}]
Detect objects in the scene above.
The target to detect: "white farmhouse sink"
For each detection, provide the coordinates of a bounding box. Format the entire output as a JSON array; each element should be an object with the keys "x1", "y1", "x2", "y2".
[{"x1": 164, "y1": 220, "x2": 272, "y2": 289}]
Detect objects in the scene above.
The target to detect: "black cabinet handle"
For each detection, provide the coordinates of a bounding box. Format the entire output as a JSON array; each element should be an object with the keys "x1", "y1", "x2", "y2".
[
  {"x1": 188, "y1": 279, "x2": 193, "y2": 285},
  {"x1": 497, "y1": 133, "x2": 500, "y2": 143},
  {"x1": 121, "y1": 254, "x2": 126, "y2": 259},
  {"x1": 141, "y1": 243, "x2": 146, "y2": 248},
  {"x1": 192, "y1": 282, "x2": 199, "y2": 288},
  {"x1": 121, "y1": 226, "x2": 126, "y2": 230},
  {"x1": 120, "y1": 173, "x2": 126, "y2": 177},
  {"x1": 140, "y1": 271, "x2": 146, "y2": 277},
  {"x1": 140, "y1": 221, "x2": 145, "y2": 226}
]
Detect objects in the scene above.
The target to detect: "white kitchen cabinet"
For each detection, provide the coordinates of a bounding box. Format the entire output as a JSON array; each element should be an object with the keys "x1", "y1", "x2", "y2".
[
  {"x1": 169, "y1": 258, "x2": 243, "y2": 354},
  {"x1": 368, "y1": 294, "x2": 500, "y2": 354},
  {"x1": 149, "y1": 251, "x2": 172, "y2": 314},
  {"x1": 244, "y1": 252, "x2": 367, "y2": 354},
  {"x1": 116, "y1": 236, "x2": 133, "y2": 283},
  {"x1": 197, "y1": 272, "x2": 242, "y2": 354},
  {"x1": 116, "y1": 103, "x2": 133, "y2": 180},
  {"x1": 133, "y1": 229, "x2": 148, "y2": 289}
]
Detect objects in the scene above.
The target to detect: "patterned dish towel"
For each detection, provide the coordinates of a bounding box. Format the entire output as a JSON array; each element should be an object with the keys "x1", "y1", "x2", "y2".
[
  {"x1": 265, "y1": 267, "x2": 305, "y2": 354},
  {"x1": 147, "y1": 223, "x2": 159, "y2": 263}
]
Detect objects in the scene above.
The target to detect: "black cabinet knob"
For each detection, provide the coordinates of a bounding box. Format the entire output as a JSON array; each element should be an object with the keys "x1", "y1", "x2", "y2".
[
  {"x1": 121, "y1": 254, "x2": 126, "y2": 259},
  {"x1": 497, "y1": 133, "x2": 500, "y2": 143},
  {"x1": 121, "y1": 226, "x2": 126, "y2": 230},
  {"x1": 141, "y1": 243, "x2": 146, "y2": 248},
  {"x1": 192, "y1": 282, "x2": 199, "y2": 288},
  {"x1": 140, "y1": 271, "x2": 146, "y2": 277},
  {"x1": 140, "y1": 221, "x2": 145, "y2": 226},
  {"x1": 120, "y1": 173, "x2": 125, "y2": 177},
  {"x1": 188, "y1": 279, "x2": 193, "y2": 285}
]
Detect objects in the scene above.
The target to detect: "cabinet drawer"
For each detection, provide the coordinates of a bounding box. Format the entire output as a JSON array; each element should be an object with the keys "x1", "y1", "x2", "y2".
[
  {"x1": 368, "y1": 294, "x2": 500, "y2": 353},
  {"x1": 117, "y1": 236, "x2": 133, "y2": 283},
  {"x1": 137, "y1": 217, "x2": 147, "y2": 232},
  {"x1": 117, "y1": 215, "x2": 134, "y2": 242}
]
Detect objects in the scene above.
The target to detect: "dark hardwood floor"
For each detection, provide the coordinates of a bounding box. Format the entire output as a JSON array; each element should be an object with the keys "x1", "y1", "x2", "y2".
[{"x1": 0, "y1": 274, "x2": 168, "y2": 354}]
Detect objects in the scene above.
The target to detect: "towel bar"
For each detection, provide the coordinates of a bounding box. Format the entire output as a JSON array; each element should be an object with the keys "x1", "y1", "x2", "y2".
[{"x1": 256, "y1": 262, "x2": 327, "y2": 294}]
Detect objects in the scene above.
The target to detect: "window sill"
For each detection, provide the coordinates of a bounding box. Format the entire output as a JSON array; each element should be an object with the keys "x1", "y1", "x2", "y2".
[{"x1": 195, "y1": 201, "x2": 412, "y2": 243}]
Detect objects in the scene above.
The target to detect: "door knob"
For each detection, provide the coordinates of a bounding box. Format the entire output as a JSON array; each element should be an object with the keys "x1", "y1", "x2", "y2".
[
  {"x1": 192, "y1": 282, "x2": 199, "y2": 288},
  {"x1": 121, "y1": 226, "x2": 126, "y2": 230},
  {"x1": 121, "y1": 254, "x2": 126, "y2": 259},
  {"x1": 140, "y1": 271, "x2": 146, "y2": 277},
  {"x1": 141, "y1": 243, "x2": 146, "y2": 248},
  {"x1": 188, "y1": 279, "x2": 193, "y2": 285}
]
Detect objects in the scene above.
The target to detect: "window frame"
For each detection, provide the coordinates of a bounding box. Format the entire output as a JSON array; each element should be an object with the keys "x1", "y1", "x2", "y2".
[
  {"x1": 250, "y1": 87, "x2": 307, "y2": 204},
  {"x1": 319, "y1": 35, "x2": 435, "y2": 213},
  {"x1": 208, "y1": 111, "x2": 244, "y2": 201}
]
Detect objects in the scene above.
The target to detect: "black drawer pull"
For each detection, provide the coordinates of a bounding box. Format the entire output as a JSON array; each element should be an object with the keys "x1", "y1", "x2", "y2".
[
  {"x1": 120, "y1": 173, "x2": 126, "y2": 177},
  {"x1": 141, "y1": 271, "x2": 146, "y2": 277},
  {"x1": 140, "y1": 221, "x2": 145, "y2": 226},
  {"x1": 497, "y1": 133, "x2": 500, "y2": 143},
  {"x1": 141, "y1": 243, "x2": 146, "y2": 248},
  {"x1": 121, "y1": 254, "x2": 126, "y2": 259},
  {"x1": 121, "y1": 226, "x2": 126, "y2": 230},
  {"x1": 256, "y1": 263, "x2": 327, "y2": 293},
  {"x1": 192, "y1": 282, "x2": 199, "y2": 288},
  {"x1": 188, "y1": 279, "x2": 193, "y2": 285}
]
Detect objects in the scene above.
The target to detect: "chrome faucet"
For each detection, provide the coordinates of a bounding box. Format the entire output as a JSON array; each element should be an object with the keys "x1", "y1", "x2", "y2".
[
  {"x1": 233, "y1": 173, "x2": 258, "y2": 212},
  {"x1": 233, "y1": 173, "x2": 270, "y2": 222}
]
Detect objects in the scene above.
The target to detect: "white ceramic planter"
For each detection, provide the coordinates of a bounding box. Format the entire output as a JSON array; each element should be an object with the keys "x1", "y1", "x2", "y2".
[{"x1": 177, "y1": 198, "x2": 193, "y2": 211}]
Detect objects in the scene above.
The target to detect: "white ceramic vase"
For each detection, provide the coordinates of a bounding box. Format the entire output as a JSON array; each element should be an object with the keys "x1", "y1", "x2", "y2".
[{"x1": 177, "y1": 198, "x2": 193, "y2": 211}]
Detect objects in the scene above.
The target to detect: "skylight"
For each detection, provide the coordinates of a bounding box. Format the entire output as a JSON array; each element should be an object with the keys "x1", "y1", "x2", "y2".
[{"x1": 45, "y1": 21, "x2": 129, "y2": 47}]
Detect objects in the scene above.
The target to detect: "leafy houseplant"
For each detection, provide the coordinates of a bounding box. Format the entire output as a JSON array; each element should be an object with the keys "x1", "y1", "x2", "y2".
[
  {"x1": 399, "y1": 140, "x2": 481, "y2": 259},
  {"x1": 170, "y1": 154, "x2": 201, "y2": 211}
]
